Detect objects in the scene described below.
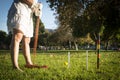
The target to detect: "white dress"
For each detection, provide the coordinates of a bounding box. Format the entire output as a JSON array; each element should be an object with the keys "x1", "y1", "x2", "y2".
[{"x1": 7, "y1": 1, "x2": 36, "y2": 37}]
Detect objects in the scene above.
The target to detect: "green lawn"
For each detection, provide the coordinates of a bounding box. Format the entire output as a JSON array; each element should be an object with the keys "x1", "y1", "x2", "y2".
[{"x1": 0, "y1": 50, "x2": 120, "y2": 80}]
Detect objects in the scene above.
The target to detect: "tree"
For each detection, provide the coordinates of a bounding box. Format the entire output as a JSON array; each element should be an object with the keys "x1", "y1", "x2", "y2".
[
  {"x1": 47, "y1": 0, "x2": 120, "y2": 50},
  {"x1": 96, "y1": 0, "x2": 120, "y2": 50},
  {"x1": 5, "y1": 32, "x2": 12, "y2": 49},
  {"x1": 0, "y1": 30, "x2": 7, "y2": 49},
  {"x1": 46, "y1": 0, "x2": 86, "y2": 31}
]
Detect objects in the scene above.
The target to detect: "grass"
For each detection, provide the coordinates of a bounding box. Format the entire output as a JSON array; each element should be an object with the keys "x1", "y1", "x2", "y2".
[{"x1": 0, "y1": 50, "x2": 120, "y2": 80}]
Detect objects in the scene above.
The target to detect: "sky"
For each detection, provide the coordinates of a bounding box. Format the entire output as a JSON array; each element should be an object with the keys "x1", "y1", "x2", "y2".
[{"x1": 0, "y1": 0, "x2": 57, "y2": 33}]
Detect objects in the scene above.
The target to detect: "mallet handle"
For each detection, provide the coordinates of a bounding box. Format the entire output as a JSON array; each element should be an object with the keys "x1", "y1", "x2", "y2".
[{"x1": 33, "y1": 16, "x2": 40, "y2": 56}]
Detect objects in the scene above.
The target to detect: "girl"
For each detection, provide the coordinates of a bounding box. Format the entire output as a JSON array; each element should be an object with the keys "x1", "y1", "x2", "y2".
[{"x1": 7, "y1": 0, "x2": 45, "y2": 72}]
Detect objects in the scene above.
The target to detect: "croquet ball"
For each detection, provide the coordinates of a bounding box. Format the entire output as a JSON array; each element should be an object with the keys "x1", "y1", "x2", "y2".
[{"x1": 64, "y1": 62, "x2": 68, "y2": 65}]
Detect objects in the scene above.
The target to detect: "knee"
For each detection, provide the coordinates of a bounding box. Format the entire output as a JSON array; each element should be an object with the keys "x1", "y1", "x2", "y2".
[
  {"x1": 13, "y1": 29, "x2": 23, "y2": 43},
  {"x1": 23, "y1": 37, "x2": 31, "y2": 44},
  {"x1": 13, "y1": 33, "x2": 23, "y2": 43},
  {"x1": 26, "y1": 39, "x2": 30, "y2": 44},
  {"x1": 14, "y1": 35, "x2": 22, "y2": 43}
]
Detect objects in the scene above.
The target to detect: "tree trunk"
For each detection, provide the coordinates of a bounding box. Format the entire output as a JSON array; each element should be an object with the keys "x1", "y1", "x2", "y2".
[
  {"x1": 74, "y1": 41, "x2": 78, "y2": 51},
  {"x1": 105, "y1": 41, "x2": 109, "y2": 50},
  {"x1": 69, "y1": 40, "x2": 71, "y2": 50}
]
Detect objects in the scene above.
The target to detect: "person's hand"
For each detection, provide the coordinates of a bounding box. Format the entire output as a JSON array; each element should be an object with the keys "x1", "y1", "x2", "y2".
[{"x1": 32, "y1": 2, "x2": 43, "y2": 18}]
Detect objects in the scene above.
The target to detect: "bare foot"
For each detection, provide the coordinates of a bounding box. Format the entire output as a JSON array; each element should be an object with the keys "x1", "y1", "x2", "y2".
[
  {"x1": 17, "y1": 68, "x2": 24, "y2": 72},
  {"x1": 13, "y1": 67, "x2": 24, "y2": 72}
]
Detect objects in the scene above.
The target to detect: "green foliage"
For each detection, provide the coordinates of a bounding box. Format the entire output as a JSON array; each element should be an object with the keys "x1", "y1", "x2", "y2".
[
  {"x1": 0, "y1": 50, "x2": 120, "y2": 80},
  {"x1": 47, "y1": 0, "x2": 86, "y2": 34},
  {"x1": 0, "y1": 31, "x2": 11, "y2": 49},
  {"x1": 72, "y1": 15, "x2": 90, "y2": 37},
  {"x1": 47, "y1": 0, "x2": 120, "y2": 45},
  {"x1": 0, "y1": 30, "x2": 7, "y2": 43}
]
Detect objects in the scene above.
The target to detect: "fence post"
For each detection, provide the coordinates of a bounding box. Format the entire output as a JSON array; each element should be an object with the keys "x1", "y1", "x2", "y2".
[
  {"x1": 86, "y1": 50, "x2": 88, "y2": 70},
  {"x1": 97, "y1": 33, "x2": 100, "y2": 69},
  {"x1": 68, "y1": 52, "x2": 70, "y2": 68}
]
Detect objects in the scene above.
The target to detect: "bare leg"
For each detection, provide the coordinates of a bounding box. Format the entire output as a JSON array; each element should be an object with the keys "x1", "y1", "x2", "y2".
[
  {"x1": 10, "y1": 29, "x2": 23, "y2": 72},
  {"x1": 22, "y1": 37, "x2": 48, "y2": 69},
  {"x1": 22, "y1": 36, "x2": 33, "y2": 65}
]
